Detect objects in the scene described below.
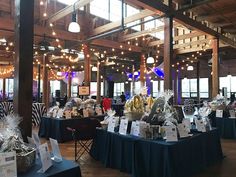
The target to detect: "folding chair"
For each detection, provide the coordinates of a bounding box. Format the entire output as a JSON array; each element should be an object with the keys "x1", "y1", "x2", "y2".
[{"x1": 67, "y1": 118, "x2": 101, "y2": 162}]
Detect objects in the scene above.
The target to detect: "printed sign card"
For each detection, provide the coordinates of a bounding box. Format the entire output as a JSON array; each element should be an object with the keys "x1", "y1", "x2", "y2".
[
  {"x1": 107, "y1": 117, "x2": 119, "y2": 133},
  {"x1": 52, "y1": 109, "x2": 58, "y2": 118},
  {"x1": 0, "y1": 151, "x2": 17, "y2": 177},
  {"x1": 119, "y1": 119, "x2": 128, "y2": 135},
  {"x1": 49, "y1": 138, "x2": 62, "y2": 162},
  {"x1": 216, "y1": 109, "x2": 223, "y2": 118},
  {"x1": 83, "y1": 109, "x2": 89, "y2": 118},
  {"x1": 38, "y1": 143, "x2": 52, "y2": 173},
  {"x1": 177, "y1": 123, "x2": 189, "y2": 138},
  {"x1": 229, "y1": 110, "x2": 236, "y2": 118},
  {"x1": 195, "y1": 119, "x2": 206, "y2": 132},
  {"x1": 64, "y1": 110, "x2": 72, "y2": 119},
  {"x1": 57, "y1": 109, "x2": 64, "y2": 118},
  {"x1": 32, "y1": 132, "x2": 41, "y2": 148},
  {"x1": 182, "y1": 119, "x2": 191, "y2": 132},
  {"x1": 164, "y1": 125, "x2": 178, "y2": 142},
  {"x1": 130, "y1": 121, "x2": 148, "y2": 138}
]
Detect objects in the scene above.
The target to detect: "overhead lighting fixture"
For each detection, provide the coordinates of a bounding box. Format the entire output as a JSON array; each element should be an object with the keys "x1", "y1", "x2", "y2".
[
  {"x1": 68, "y1": 3, "x2": 80, "y2": 33},
  {"x1": 147, "y1": 56, "x2": 154, "y2": 64},
  {"x1": 134, "y1": 71, "x2": 139, "y2": 75},
  {"x1": 92, "y1": 66, "x2": 98, "y2": 72},
  {"x1": 187, "y1": 65, "x2": 194, "y2": 71},
  {"x1": 128, "y1": 78, "x2": 132, "y2": 81}
]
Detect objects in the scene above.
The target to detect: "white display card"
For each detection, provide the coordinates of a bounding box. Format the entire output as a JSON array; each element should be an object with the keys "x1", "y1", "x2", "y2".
[
  {"x1": 164, "y1": 125, "x2": 178, "y2": 142},
  {"x1": 195, "y1": 119, "x2": 206, "y2": 132},
  {"x1": 229, "y1": 110, "x2": 236, "y2": 118},
  {"x1": 107, "y1": 117, "x2": 119, "y2": 133},
  {"x1": 182, "y1": 119, "x2": 191, "y2": 132},
  {"x1": 216, "y1": 109, "x2": 223, "y2": 118},
  {"x1": 27, "y1": 136, "x2": 36, "y2": 147},
  {"x1": 38, "y1": 143, "x2": 52, "y2": 173},
  {"x1": 177, "y1": 123, "x2": 189, "y2": 138},
  {"x1": 57, "y1": 109, "x2": 64, "y2": 118},
  {"x1": 49, "y1": 138, "x2": 62, "y2": 162},
  {"x1": 119, "y1": 119, "x2": 128, "y2": 135},
  {"x1": 32, "y1": 132, "x2": 41, "y2": 148},
  {"x1": 0, "y1": 151, "x2": 17, "y2": 177},
  {"x1": 64, "y1": 110, "x2": 72, "y2": 119},
  {"x1": 130, "y1": 121, "x2": 148, "y2": 138},
  {"x1": 130, "y1": 121, "x2": 137, "y2": 135}
]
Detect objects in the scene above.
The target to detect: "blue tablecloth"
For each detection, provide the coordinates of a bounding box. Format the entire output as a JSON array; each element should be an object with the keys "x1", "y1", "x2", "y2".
[
  {"x1": 90, "y1": 128, "x2": 223, "y2": 177},
  {"x1": 19, "y1": 158, "x2": 81, "y2": 177},
  {"x1": 214, "y1": 117, "x2": 236, "y2": 139},
  {"x1": 39, "y1": 116, "x2": 105, "y2": 143}
]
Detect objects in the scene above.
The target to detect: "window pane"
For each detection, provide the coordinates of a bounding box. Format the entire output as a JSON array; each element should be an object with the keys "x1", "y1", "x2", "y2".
[
  {"x1": 200, "y1": 78, "x2": 208, "y2": 92},
  {"x1": 220, "y1": 76, "x2": 230, "y2": 92},
  {"x1": 231, "y1": 76, "x2": 236, "y2": 92},
  {"x1": 160, "y1": 80, "x2": 164, "y2": 92},
  {"x1": 50, "y1": 80, "x2": 61, "y2": 96},
  {"x1": 91, "y1": 0, "x2": 109, "y2": 20},
  {"x1": 181, "y1": 79, "x2": 189, "y2": 92},
  {"x1": 109, "y1": 0, "x2": 121, "y2": 21},
  {"x1": 190, "y1": 79, "x2": 197, "y2": 92},
  {"x1": 200, "y1": 92, "x2": 208, "y2": 98},
  {"x1": 182, "y1": 92, "x2": 190, "y2": 98}
]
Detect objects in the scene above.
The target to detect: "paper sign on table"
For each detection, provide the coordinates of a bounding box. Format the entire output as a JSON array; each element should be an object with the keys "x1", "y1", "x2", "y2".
[
  {"x1": 38, "y1": 143, "x2": 52, "y2": 173},
  {"x1": 177, "y1": 123, "x2": 189, "y2": 138},
  {"x1": 83, "y1": 109, "x2": 89, "y2": 117},
  {"x1": 53, "y1": 109, "x2": 58, "y2": 118},
  {"x1": 182, "y1": 119, "x2": 191, "y2": 132},
  {"x1": 32, "y1": 132, "x2": 41, "y2": 148},
  {"x1": 49, "y1": 138, "x2": 62, "y2": 162},
  {"x1": 195, "y1": 119, "x2": 206, "y2": 132},
  {"x1": 119, "y1": 119, "x2": 128, "y2": 135},
  {"x1": 130, "y1": 121, "x2": 148, "y2": 138},
  {"x1": 0, "y1": 151, "x2": 17, "y2": 177},
  {"x1": 229, "y1": 110, "x2": 236, "y2": 118},
  {"x1": 164, "y1": 125, "x2": 178, "y2": 142},
  {"x1": 107, "y1": 117, "x2": 119, "y2": 133},
  {"x1": 216, "y1": 109, "x2": 223, "y2": 118}
]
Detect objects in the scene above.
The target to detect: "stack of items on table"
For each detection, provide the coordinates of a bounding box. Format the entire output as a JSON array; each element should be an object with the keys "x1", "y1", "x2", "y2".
[
  {"x1": 47, "y1": 98, "x2": 103, "y2": 119},
  {"x1": 100, "y1": 90, "x2": 212, "y2": 141}
]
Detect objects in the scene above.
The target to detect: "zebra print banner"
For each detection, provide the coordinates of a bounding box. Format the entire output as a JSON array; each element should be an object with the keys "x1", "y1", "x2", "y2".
[{"x1": 0, "y1": 102, "x2": 46, "y2": 126}]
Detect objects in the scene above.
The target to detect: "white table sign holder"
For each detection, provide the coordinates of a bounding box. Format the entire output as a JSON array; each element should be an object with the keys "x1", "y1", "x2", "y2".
[
  {"x1": 49, "y1": 138, "x2": 62, "y2": 162},
  {"x1": 216, "y1": 109, "x2": 223, "y2": 118},
  {"x1": 0, "y1": 151, "x2": 17, "y2": 177},
  {"x1": 38, "y1": 143, "x2": 53, "y2": 173},
  {"x1": 164, "y1": 125, "x2": 178, "y2": 142},
  {"x1": 119, "y1": 119, "x2": 128, "y2": 135}
]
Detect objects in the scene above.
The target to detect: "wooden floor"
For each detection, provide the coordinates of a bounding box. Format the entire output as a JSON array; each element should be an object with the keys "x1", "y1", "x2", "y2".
[{"x1": 40, "y1": 133, "x2": 236, "y2": 177}]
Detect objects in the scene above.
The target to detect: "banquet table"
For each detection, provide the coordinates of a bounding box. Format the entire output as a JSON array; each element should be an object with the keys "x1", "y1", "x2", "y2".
[
  {"x1": 39, "y1": 115, "x2": 105, "y2": 143},
  {"x1": 19, "y1": 158, "x2": 81, "y2": 177},
  {"x1": 90, "y1": 128, "x2": 223, "y2": 177},
  {"x1": 214, "y1": 117, "x2": 236, "y2": 139}
]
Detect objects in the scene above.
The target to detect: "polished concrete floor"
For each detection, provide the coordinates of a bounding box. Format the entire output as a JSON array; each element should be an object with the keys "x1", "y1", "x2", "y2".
[{"x1": 40, "y1": 133, "x2": 236, "y2": 177}]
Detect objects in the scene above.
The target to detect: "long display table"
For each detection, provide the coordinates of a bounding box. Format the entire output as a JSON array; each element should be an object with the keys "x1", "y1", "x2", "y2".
[
  {"x1": 90, "y1": 128, "x2": 223, "y2": 177},
  {"x1": 19, "y1": 158, "x2": 81, "y2": 177},
  {"x1": 39, "y1": 115, "x2": 104, "y2": 142},
  {"x1": 214, "y1": 117, "x2": 236, "y2": 139}
]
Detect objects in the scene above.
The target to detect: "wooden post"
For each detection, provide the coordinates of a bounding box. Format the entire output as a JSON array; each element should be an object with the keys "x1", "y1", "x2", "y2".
[
  {"x1": 140, "y1": 53, "x2": 146, "y2": 87},
  {"x1": 212, "y1": 38, "x2": 219, "y2": 98},
  {"x1": 14, "y1": 0, "x2": 34, "y2": 140},
  {"x1": 96, "y1": 61, "x2": 101, "y2": 104},
  {"x1": 67, "y1": 72, "x2": 72, "y2": 98},
  {"x1": 163, "y1": 15, "x2": 173, "y2": 90},
  {"x1": 197, "y1": 61, "x2": 200, "y2": 106},
  {"x1": 83, "y1": 44, "x2": 91, "y2": 86},
  {"x1": 2, "y1": 78, "x2": 6, "y2": 100},
  {"x1": 37, "y1": 64, "x2": 41, "y2": 102},
  {"x1": 42, "y1": 55, "x2": 49, "y2": 109}
]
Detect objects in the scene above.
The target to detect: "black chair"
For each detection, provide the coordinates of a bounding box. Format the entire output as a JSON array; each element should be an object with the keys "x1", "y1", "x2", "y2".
[{"x1": 67, "y1": 118, "x2": 101, "y2": 161}]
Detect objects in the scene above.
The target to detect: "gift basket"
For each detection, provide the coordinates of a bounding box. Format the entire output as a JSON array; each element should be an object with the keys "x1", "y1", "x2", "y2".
[
  {"x1": 0, "y1": 114, "x2": 36, "y2": 173},
  {"x1": 209, "y1": 94, "x2": 227, "y2": 111},
  {"x1": 124, "y1": 95, "x2": 144, "y2": 121}
]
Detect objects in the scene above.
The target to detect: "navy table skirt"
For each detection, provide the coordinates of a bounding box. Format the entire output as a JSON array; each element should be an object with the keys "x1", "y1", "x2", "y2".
[
  {"x1": 214, "y1": 117, "x2": 236, "y2": 139},
  {"x1": 19, "y1": 158, "x2": 81, "y2": 177},
  {"x1": 90, "y1": 128, "x2": 223, "y2": 177},
  {"x1": 39, "y1": 116, "x2": 104, "y2": 143}
]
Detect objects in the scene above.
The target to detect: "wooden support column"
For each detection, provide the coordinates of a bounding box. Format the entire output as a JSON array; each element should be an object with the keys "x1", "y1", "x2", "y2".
[
  {"x1": 140, "y1": 53, "x2": 146, "y2": 87},
  {"x1": 13, "y1": 0, "x2": 34, "y2": 140},
  {"x1": 83, "y1": 44, "x2": 91, "y2": 86},
  {"x1": 163, "y1": 15, "x2": 173, "y2": 90},
  {"x1": 96, "y1": 61, "x2": 101, "y2": 103},
  {"x1": 42, "y1": 56, "x2": 49, "y2": 109},
  {"x1": 67, "y1": 72, "x2": 72, "y2": 98},
  {"x1": 212, "y1": 38, "x2": 219, "y2": 98},
  {"x1": 2, "y1": 78, "x2": 6, "y2": 100}
]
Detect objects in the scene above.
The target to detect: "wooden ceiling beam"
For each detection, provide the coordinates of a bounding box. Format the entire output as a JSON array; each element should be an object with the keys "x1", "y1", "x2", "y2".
[
  {"x1": 148, "y1": 31, "x2": 203, "y2": 46},
  {"x1": 47, "y1": 0, "x2": 94, "y2": 24},
  {"x1": 119, "y1": 22, "x2": 182, "y2": 42},
  {"x1": 91, "y1": 39, "x2": 142, "y2": 52},
  {"x1": 91, "y1": 9, "x2": 155, "y2": 36},
  {"x1": 135, "y1": 0, "x2": 236, "y2": 48},
  {"x1": 173, "y1": 37, "x2": 213, "y2": 49}
]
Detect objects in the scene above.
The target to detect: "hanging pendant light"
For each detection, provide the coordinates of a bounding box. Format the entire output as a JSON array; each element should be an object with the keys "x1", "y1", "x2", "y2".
[
  {"x1": 146, "y1": 52, "x2": 154, "y2": 64},
  {"x1": 68, "y1": 3, "x2": 80, "y2": 33},
  {"x1": 187, "y1": 65, "x2": 194, "y2": 71},
  {"x1": 92, "y1": 66, "x2": 98, "y2": 72}
]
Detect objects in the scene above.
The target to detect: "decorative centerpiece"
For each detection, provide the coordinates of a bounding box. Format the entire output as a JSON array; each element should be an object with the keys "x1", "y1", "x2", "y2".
[
  {"x1": 0, "y1": 115, "x2": 36, "y2": 173},
  {"x1": 124, "y1": 95, "x2": 144, "y2": 121}
]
